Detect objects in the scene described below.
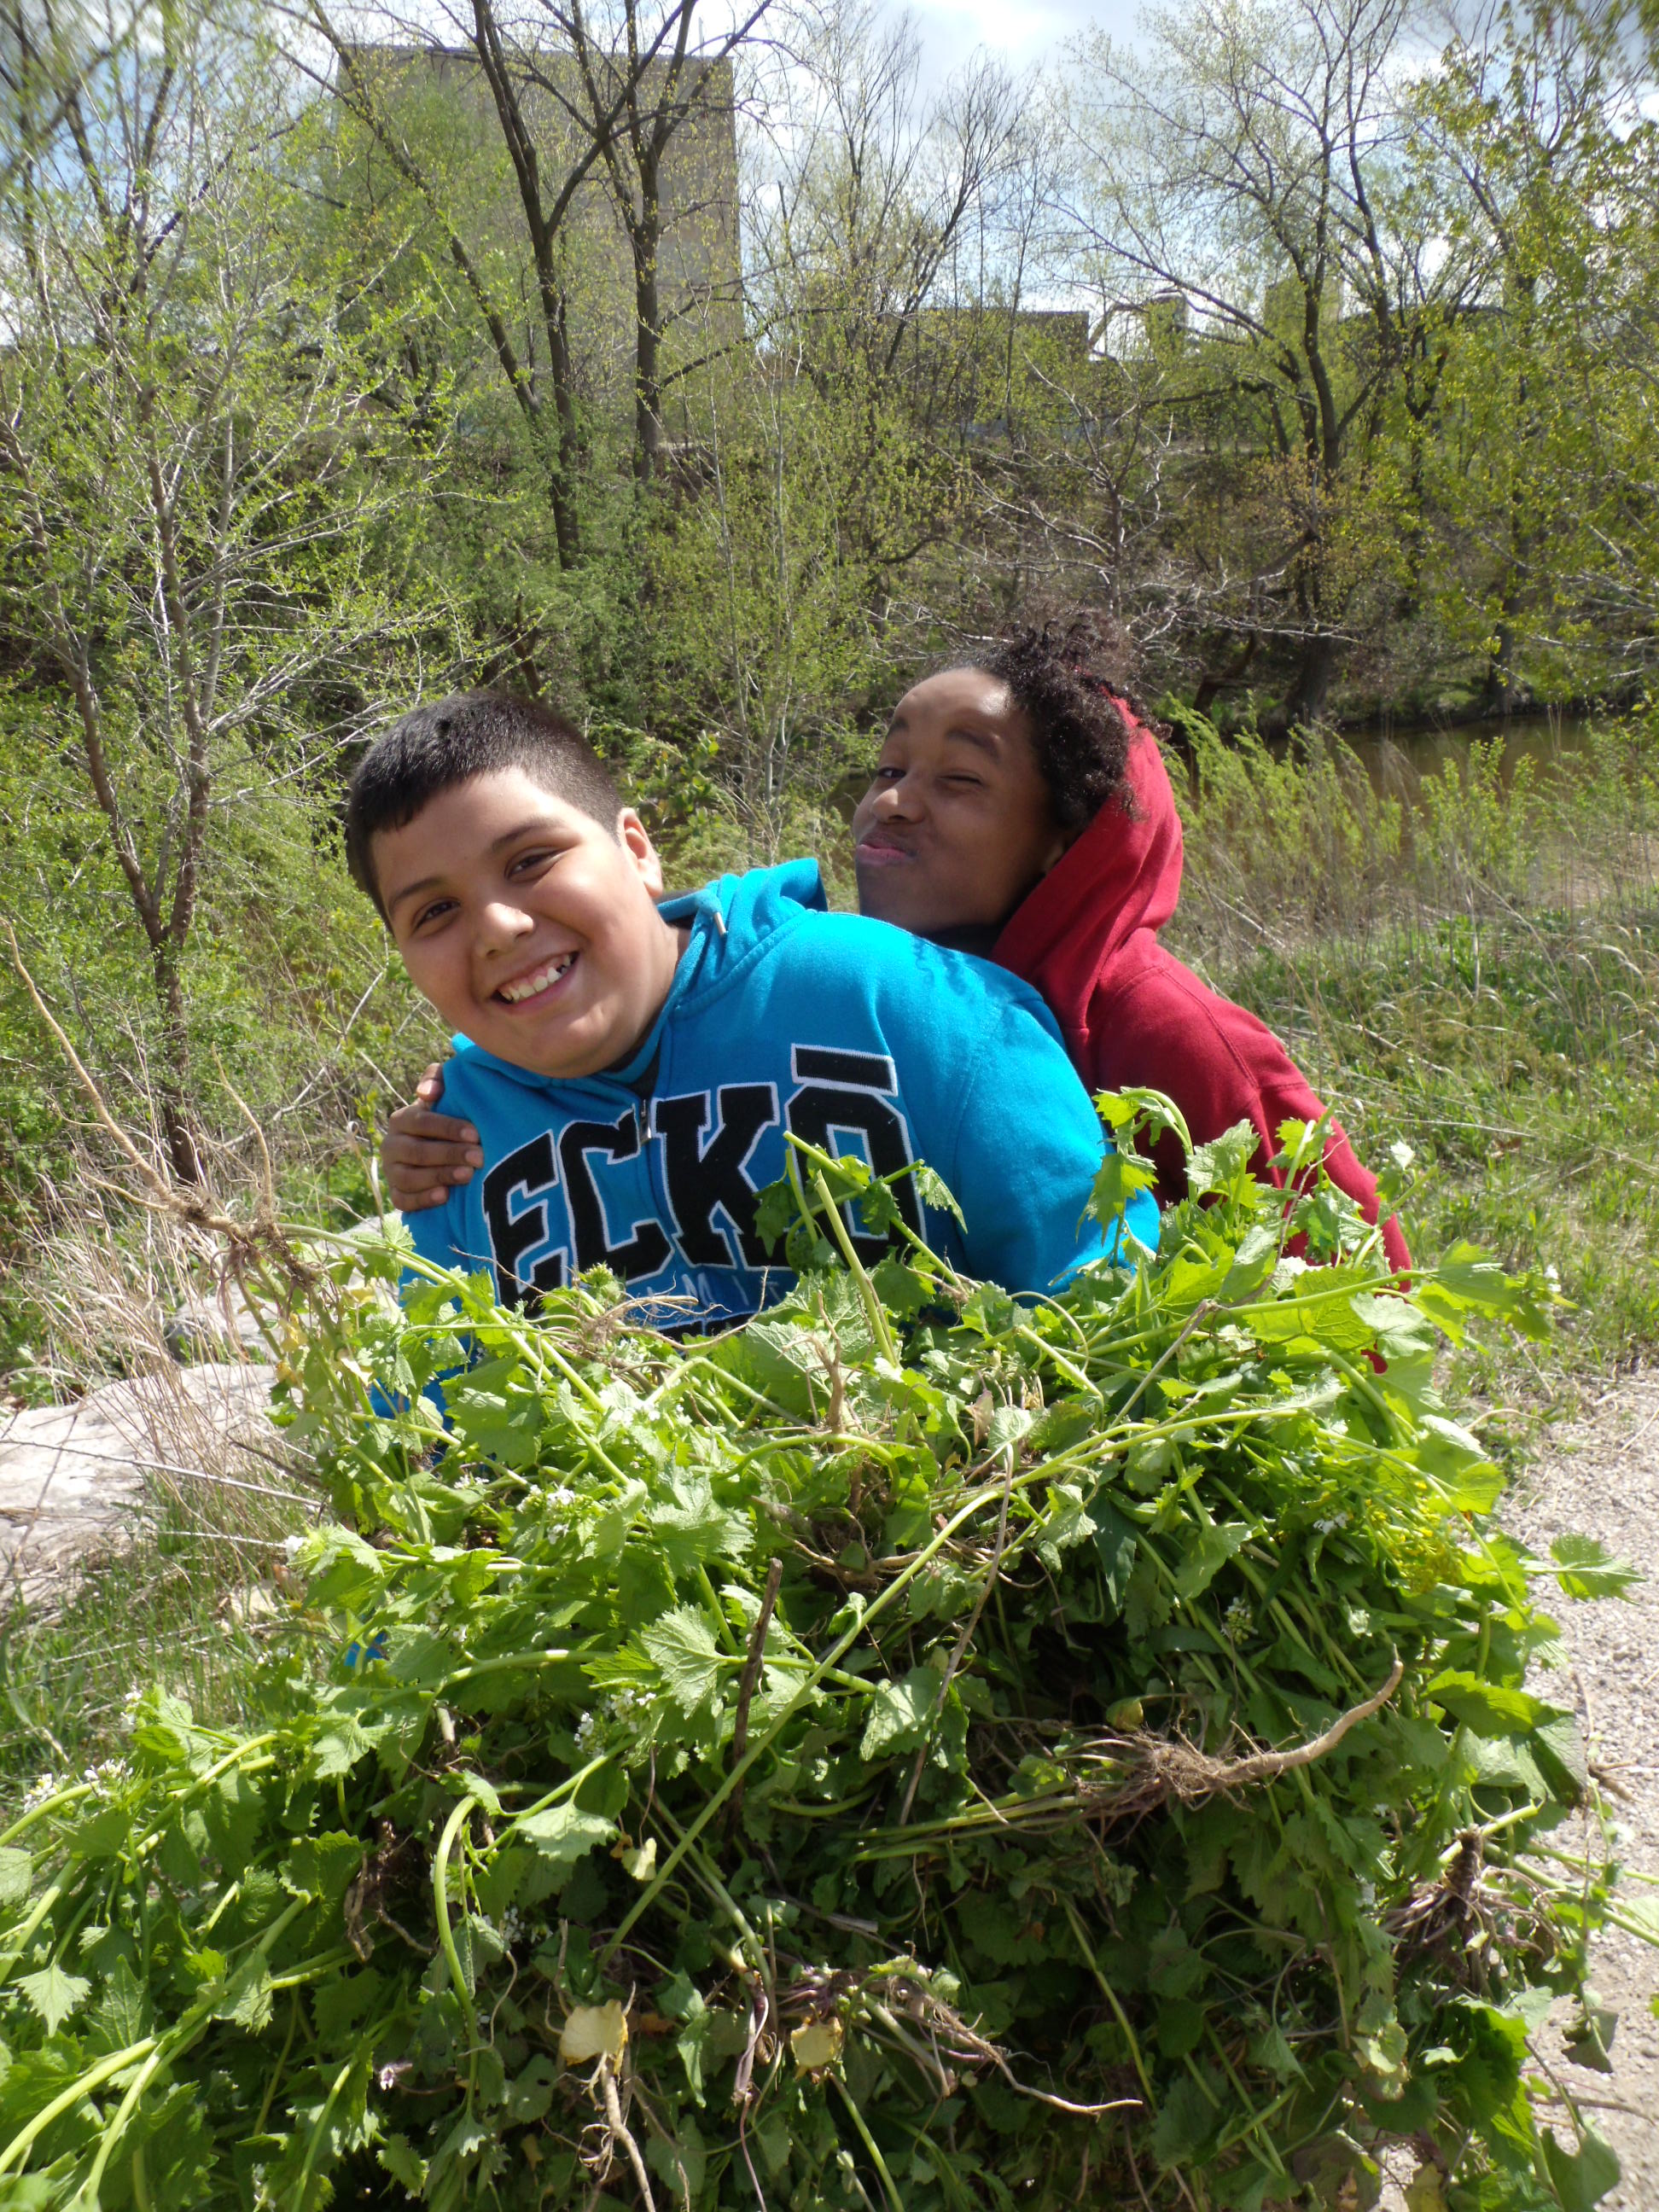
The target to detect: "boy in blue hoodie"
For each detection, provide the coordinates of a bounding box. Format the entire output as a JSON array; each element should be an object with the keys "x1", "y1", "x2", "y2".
[{"x1": 345, "y1": 690, "x2": 1155, "y2": 1324}]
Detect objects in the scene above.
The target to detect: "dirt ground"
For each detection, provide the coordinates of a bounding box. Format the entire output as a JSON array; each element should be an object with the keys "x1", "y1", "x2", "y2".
[{"x1": 1503, "y1": 1373, "x2": 1659, "y2": 2209}]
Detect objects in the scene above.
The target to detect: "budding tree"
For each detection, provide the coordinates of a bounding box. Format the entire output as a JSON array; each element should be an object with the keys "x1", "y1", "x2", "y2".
[{"x1": 0, "y1": 0, "x2": 435, "y2": 1179}]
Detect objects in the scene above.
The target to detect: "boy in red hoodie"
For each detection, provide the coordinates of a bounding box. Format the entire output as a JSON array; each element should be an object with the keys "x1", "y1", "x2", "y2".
[{"x1": 381, "y1": 627, "x2": 1408, "y2": 1271}]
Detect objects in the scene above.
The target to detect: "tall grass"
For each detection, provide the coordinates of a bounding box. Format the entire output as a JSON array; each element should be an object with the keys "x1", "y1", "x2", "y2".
[
  {"x1": 0, "y1": 1196, "x2": 323, "y2": 1795},
  {"x1": 1166, "y1": 712, "x2": 1659, "y2": 1388}
]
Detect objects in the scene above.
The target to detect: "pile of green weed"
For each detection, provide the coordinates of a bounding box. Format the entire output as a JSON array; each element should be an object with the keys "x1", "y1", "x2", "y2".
[{"x1": 0, "y1": 1125, "x2": 1635, "y2": 2211}]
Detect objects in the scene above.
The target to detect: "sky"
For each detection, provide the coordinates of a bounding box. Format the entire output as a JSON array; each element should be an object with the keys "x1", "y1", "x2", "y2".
[{"x1": 902, "y1": 0, "x2": 1140, "y2": 82}]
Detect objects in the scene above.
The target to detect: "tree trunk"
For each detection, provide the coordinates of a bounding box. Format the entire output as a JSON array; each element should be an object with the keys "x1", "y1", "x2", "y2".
[
  {"x1": 1193, "y1": 634, "x2": 1260, "y2": 718},
  {"x1": 153, "y1": 947, "x2": 201, "y2": 1185},
  {"x1": 626, "y1": 127, "x2": 666, "y2": 486},
  {"x1": 544, "y1": 292, "x2": 583, "y2": 568},
  {"x1": 632, "y1": 222, "x2": 663, "y2": 483},
  {"x1": 1283, "y1": 632, "x2": 1339, "y2": 732},
  {"x1": 1483, "y1": 608, "x2": 1521, "y2": 715}
]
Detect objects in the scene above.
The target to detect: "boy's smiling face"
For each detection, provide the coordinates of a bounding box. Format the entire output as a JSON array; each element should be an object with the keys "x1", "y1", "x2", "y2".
[{"x1": 375, "y1": 766, "x2": 684, "y2": 1079}]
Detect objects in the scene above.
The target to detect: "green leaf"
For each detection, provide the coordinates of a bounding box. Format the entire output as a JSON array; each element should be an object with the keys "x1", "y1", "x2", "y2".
[
  {"x1": 1155, "y1": 1998, "x2": 1206, "y2": 2058},
  {"x1": 1530, "y1": 1714, "x2": 1588, "y2": 1806},
  {"x1": 1173, "y1": 1521, "x2": 1250, "y2": 1601},
  {"x1": 444, "y1": 1771, "x2": 502, "y2": 1818},
  {"x1": 379, "y1": 2135, "x2": 428, "y2": 2192},
  {"x1": 1186, "y1": 1122, "x2": 1260, "y2": 1202},
  {"x1": 1614, "y1": 1896, "x2": 1659, "y2": 1942},
  {"x1": 1091, "y1": 1144, "x2": 1160, "y2": 1237},
  {"x1": 675, "y1": 1995, "x2": 748, "y2": 2103},
  {"x1": 505, "y1": 2053, "x2": 557, "y2": 2124},
  {"x1": 1427, "y1": 1669, "x2": 1547, "y2": 1738},
  {"x1": 753, "y1": 1179, "x2": 799, "y2": 1254},
  {"x1": 909, "y1": 1161, "x2": 965, "y2": 1227},
  {"x1": 1542, "y1": 2127, "x2": 1621, "y2": 2211},
  {"x1": 1563, "y1": 1995, "x2": 1618, "y2": 2075},
  {"x1": 640, "y1": 1604, "x2": 727, "y2": 1714},
  {"x1": 0, "y1": 1852, "x2": 31, "y2": 1910},
  {"x1": 87, "y1": 1956, "x2": 148, "y2": 2054},
  {"x1": 1090, "y1": 1496, "x2": 1139, "y2": 1606},
  {"x1": 212, "y1": 1954, "x2": 273, "y2": 2034},
  {"x1": 1219, "y1": 1225, "x2": 1278, "y2": 1301},
  {"x1": 1350, "y1": 1290, "x2": 1436, "y2": 1360},
  {"x1": 282, "y1": 1833, "x2": 365, "y2": 1910},
  {"x1": 512, "y1": 1802, "x2": 615, "y2": 1868},
  {"x1": 1150, "y1": 2069, "x2": 1220, "y2": 2163},
  {"x1": 647, "y1": 1476, "x2": 751, "y2": 1574},
  {"x1": 861, "y1": 1668, "x2": 940, "y2": 1760},
  {"x1": 1549, "y1": 1534, "x2": 1642, "y2": 1601},
  {"x1": 16, "y1": 1964, "x2": 90, "y2": 2034}
]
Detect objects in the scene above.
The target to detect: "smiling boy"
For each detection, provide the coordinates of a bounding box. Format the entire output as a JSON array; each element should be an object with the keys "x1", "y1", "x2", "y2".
[{"x1": 346, "y1": 690, "x2": 1154, "y2": 1322}]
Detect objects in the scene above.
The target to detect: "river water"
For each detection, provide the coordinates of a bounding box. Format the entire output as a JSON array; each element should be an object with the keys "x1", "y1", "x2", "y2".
[{"x1": 1326, "y1": 711, "x2": 1592, "y2": 795}]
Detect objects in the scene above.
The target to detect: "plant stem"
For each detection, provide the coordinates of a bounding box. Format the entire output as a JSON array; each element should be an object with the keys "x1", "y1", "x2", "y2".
[{"x1": 434, "y1": 1792, "x2": 482, "y2": 2053}]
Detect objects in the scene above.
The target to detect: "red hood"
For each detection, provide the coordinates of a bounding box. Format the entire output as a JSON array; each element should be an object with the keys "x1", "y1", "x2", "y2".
[{"x1": 992, "y1": 719, "x2": 1183, "y2": 1033}]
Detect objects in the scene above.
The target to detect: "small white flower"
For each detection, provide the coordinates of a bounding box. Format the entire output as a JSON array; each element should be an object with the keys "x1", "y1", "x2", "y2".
[
  {"x1": 1313, "y1": 1511, "x2": 1349, "y2": 1536},
  {"x1": 282, "y1": 1534, "x2": 304, "y2": 1559},
  {"x1": 574, "y1": 1712, "x2": 597, "y2": 1750},
  {"x1": 21, "y1": 1771, "x2": 59, "y2": 1813}
]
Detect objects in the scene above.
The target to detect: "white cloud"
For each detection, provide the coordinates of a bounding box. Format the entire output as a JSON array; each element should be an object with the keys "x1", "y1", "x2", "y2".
[{"x1": 904, "y1": 0, "x2": 1140, "y2": 83}]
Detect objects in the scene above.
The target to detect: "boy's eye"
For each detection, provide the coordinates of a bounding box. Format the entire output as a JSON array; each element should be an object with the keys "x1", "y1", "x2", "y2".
[
  {"x1": 508, "y1": 846, "x2": 561, "y2": 876},
  {"x1": 413, "y1": 898, "x2": 456, "y2": 929}
]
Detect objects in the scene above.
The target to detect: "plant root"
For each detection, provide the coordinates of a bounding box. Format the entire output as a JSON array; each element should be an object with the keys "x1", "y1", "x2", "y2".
[
  {"x1": 585, "y1": 2053, "x2": 656, "y2": 2212},
  {"x1": 1081, "y1": 1653, "x2": 1406, "y2": 1819}
]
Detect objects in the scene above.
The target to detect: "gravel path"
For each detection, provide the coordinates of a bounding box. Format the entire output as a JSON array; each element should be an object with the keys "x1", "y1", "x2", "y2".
[{"x1": 1501, "y1": 1374, "x2": 1659, "y2": 2207}]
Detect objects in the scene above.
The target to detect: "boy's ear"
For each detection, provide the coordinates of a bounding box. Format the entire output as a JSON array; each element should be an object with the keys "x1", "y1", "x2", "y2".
[{"x1": 618, "y1": 807, "x2": 666, "y2": 898}]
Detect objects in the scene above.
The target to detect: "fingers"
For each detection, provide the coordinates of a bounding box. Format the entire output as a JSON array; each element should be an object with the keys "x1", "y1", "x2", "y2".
[
  {"x1": 388, "y1": 1173, "x2": 450, "y2": 1212},
  {"x1": 383, "y1": 1082, "x2": 481, "y2": 1214},
  {"x1": 387, "y1": 1103, "x2": 480, "y2": 1149}
]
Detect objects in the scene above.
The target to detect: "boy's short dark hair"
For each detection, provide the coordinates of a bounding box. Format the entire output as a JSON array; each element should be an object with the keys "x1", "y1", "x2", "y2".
[{"x1": 346, "y1": 690, "x2": 623, "y2": 922}]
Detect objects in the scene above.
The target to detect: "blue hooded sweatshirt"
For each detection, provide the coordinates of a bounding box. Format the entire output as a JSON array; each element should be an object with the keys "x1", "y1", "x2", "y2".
[{"x1": 405, "y1": 860, "x2": 1155, "y2": 1324}]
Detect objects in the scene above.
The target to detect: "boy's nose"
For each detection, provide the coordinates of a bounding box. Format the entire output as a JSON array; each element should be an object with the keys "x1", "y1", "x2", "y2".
[
  {"x1": 477, "y1": 899, "x2": 535, "y2": 951},
  {"x1": 873, "y1": 778, "x2": 919, "y2": 820}
]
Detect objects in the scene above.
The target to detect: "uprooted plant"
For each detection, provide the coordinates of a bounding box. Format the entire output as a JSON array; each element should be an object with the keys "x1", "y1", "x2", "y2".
[{"x1": 0, "y1": 1106, "x2": 1641, "y2": 2210}]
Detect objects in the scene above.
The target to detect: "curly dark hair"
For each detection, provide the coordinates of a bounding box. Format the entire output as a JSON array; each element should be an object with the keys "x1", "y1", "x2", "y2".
[{"x1": 956, "y1": 621, "x2": 1135, "y2": 834}]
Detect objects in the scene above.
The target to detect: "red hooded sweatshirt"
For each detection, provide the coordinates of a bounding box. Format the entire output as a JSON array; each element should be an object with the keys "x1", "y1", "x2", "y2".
[{"x1": 992, "y1": 719, "x2": 1412, "y2": 1272}]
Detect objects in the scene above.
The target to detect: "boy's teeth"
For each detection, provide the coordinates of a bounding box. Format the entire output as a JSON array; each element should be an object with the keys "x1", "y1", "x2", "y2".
[{"x1": 498, "y1": 954, "x2": 573, "y2": 1004}]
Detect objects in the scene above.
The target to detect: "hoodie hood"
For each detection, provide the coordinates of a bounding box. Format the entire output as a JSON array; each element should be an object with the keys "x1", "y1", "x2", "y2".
[
  {"x1": 992, "y1": 724, "x2": 1184, "y2": 1035},
  {"x1": 660, "y1": 855, "x2": 830, "y2": 974}
]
